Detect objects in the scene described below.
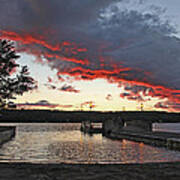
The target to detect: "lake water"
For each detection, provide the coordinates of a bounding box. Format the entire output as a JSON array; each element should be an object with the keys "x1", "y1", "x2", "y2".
[{"x1": 0, "y1": 123, "x2": 180, "y2": 164}]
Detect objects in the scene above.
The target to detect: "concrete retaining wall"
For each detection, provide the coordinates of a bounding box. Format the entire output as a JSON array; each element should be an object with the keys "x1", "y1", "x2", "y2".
[
  {"x1": 102, "y1": 116, "x2": 152, "y2": 136},
  {"x1": 102, "y1": 116, "x2": 124, "y2": 136},
  {"x1": 0, "y1": 127, "x2": 16, "y2": 146},
  {"x1": 109, "y1": 131, "x2": 180, "y2": 151},
  {"x1": 102, "y1": 117, "x2": 180, "y2": 151},
  {"x1": 125, "y1": 120, "x2": 152, "y2": 132}
]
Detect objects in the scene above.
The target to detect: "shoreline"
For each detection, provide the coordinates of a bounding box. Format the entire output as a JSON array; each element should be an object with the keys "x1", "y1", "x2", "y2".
[
  {"x1": 1, "y1": 110, "x2": 179, "y2": 123},
  {"x1": 0, "y1": 161, "x2": 180, "y2": 179}
]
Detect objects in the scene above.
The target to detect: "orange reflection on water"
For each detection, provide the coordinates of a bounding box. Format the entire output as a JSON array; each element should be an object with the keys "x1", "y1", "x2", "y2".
[
  {"x1": 138, "y1": 142, "x2": 144, "y2": 163},
  {"x1": 0, "y1": 123, "x2": 180, "y2": 164}
]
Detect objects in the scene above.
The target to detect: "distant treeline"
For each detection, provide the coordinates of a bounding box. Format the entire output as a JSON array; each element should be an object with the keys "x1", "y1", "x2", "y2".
[{"x1": 0, "y1": 110, "x2": 179, "y2": 123}]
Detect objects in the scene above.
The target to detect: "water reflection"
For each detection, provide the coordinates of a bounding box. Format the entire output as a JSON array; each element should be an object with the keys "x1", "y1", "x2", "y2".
[{"x1": 0, "y1": 123, "x2": 180, "y2": 164}]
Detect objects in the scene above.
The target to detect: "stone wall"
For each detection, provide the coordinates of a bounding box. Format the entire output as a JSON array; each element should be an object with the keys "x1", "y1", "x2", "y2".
[
  {"x1": 102, "y1": 116, "x2": 124, "y2": 136},
  {"x1": 102, "y1": 117, "x2": 152, "y2": 136},
  {"x1": 0, "y1": 127, "x2": 16, "y2": 146},
  {"x1": 124, "y1": 120, "x2": 152, "y2": 132}
]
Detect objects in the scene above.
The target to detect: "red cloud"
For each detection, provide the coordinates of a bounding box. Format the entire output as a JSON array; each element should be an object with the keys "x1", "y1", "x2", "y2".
[
  {"x1": 81, "y1": 101, "x2": 96, "y2": 109},
  {"x1": 57, "y1": 74, "x2": 65, "y2": 82},
  {"x1": 154, "y1": 102, "x2": 169, "y2": 109},
  {"x1": 154, "y1": 101, "x2": 180, "y2": 112},
  {"x1": 58, "y1": 104, "x2": 73, "y2": 108},
  {"x1": 47, "y1": 76, "x2": 53, "y2": 83},
  {"x1": 0, "y1": 30, "x2": 89, "y2": 65},
  {"x1": 1, "y1": 30, "x2": 180, "y2": 111}
]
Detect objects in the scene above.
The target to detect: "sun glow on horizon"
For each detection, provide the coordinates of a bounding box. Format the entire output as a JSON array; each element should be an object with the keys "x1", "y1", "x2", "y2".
[{"x1": 12, "y1": 53, "x2": 173, "y2": 112}]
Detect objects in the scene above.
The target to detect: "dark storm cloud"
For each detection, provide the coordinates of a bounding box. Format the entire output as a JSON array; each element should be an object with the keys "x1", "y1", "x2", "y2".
[
  {"x1": 0, "y1": 0, "x2": 119, "y2": 31},
  {"x1": 44, "y1": 83, "x2": 57, "y2": 90},
  {"x1": 106, "y1": 94, "x2": 113, "y2": 101},
  {"x1": 154, "y1": 102, "x2": 169, "y2": 109},
  {"x1": 59, "y1": 84, "x2": 80, "y2": 93},
  {"x1": 94, "y1": 5, "x2": 180, "y2": 89},
  {"x1": 0, "y1": 0, "x2": 180, "y2": 110},
  {"x1": 154, "y1": 101, "x2": 180, "y2": 111},
  {"x1": 16, "y1": 100, "x2": 73, "y2": 109}
]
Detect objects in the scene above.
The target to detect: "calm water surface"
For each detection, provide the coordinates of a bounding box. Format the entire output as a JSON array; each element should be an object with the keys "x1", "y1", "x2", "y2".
[{"x1": 0, "y1": 123, "x2": 180, "y2": 164}]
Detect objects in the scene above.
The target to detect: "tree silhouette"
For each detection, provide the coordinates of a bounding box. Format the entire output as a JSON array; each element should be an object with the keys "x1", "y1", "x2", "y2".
[{"x1": 0, "y1": 39, "x2": 37, "y2": 108}]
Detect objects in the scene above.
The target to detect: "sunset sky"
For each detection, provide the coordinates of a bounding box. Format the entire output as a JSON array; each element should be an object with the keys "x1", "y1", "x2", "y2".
[{"x1": 0, "y1": 0, "x2": 180, "y2": 111}]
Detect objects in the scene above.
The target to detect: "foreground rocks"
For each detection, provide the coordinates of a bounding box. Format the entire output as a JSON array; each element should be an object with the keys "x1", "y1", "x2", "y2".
[{"x1": 0, "y1": 162, "x2": 180, "y2": 180}]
